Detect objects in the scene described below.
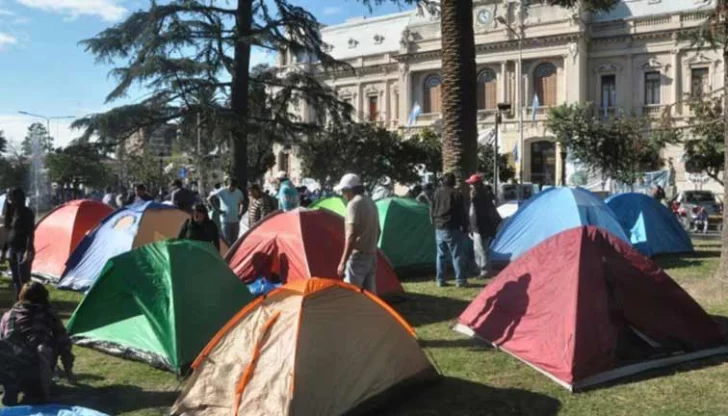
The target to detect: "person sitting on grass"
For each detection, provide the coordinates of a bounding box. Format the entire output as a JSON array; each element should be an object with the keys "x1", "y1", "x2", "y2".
[{"x1": 0, "y1": 282, "x2": 75, "y2": 406}]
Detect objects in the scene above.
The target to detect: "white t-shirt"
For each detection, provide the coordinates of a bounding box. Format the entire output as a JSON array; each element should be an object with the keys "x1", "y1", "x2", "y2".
[{"x1": 214, "y1": 187, "x2": 245, "y2": 223}]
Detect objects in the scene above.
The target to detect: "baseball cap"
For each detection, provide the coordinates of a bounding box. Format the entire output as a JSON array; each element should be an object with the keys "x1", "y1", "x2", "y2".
[
  {"x1": 465, "y1": 174, "x2": 483, "y2": 185},
  {"x1": 334, "y1": 173, "x2": 361, "y2": 192}
]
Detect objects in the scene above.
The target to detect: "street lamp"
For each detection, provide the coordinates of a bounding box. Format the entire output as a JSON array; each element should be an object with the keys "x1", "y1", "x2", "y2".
[
  {"x1": 495, "y1": 103, "x2": 513, "y2": 204},
  {"x1": 497, "y1": 9, "x2": 525, "y2": 196},
  {"x1": 17, "y1": 110, "x2": 75, "y2": 213}
]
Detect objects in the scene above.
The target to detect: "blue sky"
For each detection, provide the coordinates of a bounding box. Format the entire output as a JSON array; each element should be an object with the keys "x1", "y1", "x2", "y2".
[{"x1": 0, "y1": 0, "x2": 406, "y2": 148}]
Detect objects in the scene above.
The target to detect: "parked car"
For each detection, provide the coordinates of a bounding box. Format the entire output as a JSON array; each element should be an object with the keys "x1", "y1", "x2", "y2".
[{"x1": 670, "y1": 190, "x2": 723, "y2": 232}]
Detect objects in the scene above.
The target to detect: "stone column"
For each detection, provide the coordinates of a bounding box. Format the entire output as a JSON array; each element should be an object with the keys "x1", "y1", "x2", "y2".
[
  {"x1": 672, "y1": 49, "x2": 681, "y2": 115},
  {"x1": 515, "y1": 60, "x2": 523, "y2": 116},
  {"x1": 500, "y1": 61, "x2": 509, "y2": 103},
  {"x1": 399, "y1": 63, "x2": 412, "y2": 123},
  {"x1": 384, "y1": 80, "x2": 391, "y2": 124}
]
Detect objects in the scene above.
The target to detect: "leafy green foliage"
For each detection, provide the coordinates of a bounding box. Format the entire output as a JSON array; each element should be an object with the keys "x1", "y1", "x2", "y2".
[
  {"x1": 0, "y1": 130, "x2": 7, "y2": 155},
  {"x1": 0, "y1": 157, "x2": 27, "y2": 192},
  {"x1": 299, "y1": 123, "x2": 423, "y2": 192},
  {"x1": 478, "y1": 144, "x2": 515, "y2": 184},
  {"x1": 546, "y1": 103, "x2": 676, "y2": 185},
  {"x1": 21, "y1": 122, "x2": 53, "y2": 157},
  {"x1": 407, "y1": 128, "x2": 443, "y2": 179},
  {"x1": 684, "y1": 98, "x2": 725, "y2": 185},
  {"x1": 46, "y1": 143, "x2": 110, "y2": 189},
  {"x1": 125, "y1": 152, "x2": 175, "y2": 192}
]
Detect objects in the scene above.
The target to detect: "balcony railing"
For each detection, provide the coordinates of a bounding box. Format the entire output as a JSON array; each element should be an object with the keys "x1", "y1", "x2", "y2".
[
  {"x1": 642, "y1": 105, "x2": 665, "y2": 117},
  {"x1": 417, "y1": 112, "x2": 442, "y2": 123}
]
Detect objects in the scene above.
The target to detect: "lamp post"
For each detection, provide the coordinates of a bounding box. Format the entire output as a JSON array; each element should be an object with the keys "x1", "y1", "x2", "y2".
[
  {"x1": 495, "y1": 103, "x2": 513, "y2": 204},
  {"x1": 17, "y1": 111, "x2": 74, "y2": 213}
]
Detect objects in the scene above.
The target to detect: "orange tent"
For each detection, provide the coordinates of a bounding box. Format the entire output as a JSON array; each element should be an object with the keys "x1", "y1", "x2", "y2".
[
  {"x1": 32, "y1": 200, "x2": 113, "y2": 281},
  {"x1": 225, "y1": 209, "x2": 404, "y2": 298},
  {"x1": 172, "y1": 279, "x2": 438, "y2": 416}
]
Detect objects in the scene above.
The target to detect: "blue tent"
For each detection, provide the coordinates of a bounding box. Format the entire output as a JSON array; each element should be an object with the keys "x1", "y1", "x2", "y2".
[
  {"x1": 606, "y1": 192, "x2": 693, "y2": 256},
  {"x1": 490, "y1": 187, "x2": 629, "y2": 265},
  {"x1": 0, "y1": 405, "x2": 108, "y2": 416},
  {"x1": 57, "y1": 202, "x2": 188, "y2": 291}
]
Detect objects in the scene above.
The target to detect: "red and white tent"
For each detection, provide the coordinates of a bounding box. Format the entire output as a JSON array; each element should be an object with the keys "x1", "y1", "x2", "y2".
[{"x1": 455, "y1": 226, "x2": 727, "y2": 391}]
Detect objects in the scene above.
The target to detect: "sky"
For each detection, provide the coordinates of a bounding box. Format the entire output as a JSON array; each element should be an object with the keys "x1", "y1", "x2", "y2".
[{"x1": 0, "y1": 0, "x2": 407, "y2": 149}]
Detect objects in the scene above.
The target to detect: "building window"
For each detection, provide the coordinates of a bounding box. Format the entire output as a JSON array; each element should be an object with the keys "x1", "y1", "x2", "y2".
[
  {"x1": 278, "y1": 151, "x2": 290, "y2": 176},
  {"x1": 368, "y1": 96, "x2": 378, "y2": 122},
  {"x1": 423, "y1": 74, "x2": 442, "y2": 113},
  {"x1": 533, "y1": 62, "x2": 557, "y2": 107},
  {"x1": 477, "y1": 68, "x2": 498, "y2": 111},
  {"x1": 600, "y1": 75, "x2": 616, "y2": 108},
  {"x1": 691, "y1": 68, "x2": 709, "y2": 100},
  {"x1": 643, "y1": 71, "x2": 660, "y2": 105}
]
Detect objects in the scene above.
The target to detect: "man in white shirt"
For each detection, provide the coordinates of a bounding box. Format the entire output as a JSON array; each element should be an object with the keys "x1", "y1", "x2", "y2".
[{"x1": 208, "y1": 178, "x2": 245, "y2": 244}]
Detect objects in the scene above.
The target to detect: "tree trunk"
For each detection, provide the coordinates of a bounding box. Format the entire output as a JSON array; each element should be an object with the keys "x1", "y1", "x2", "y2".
[
  {"x1": 440, "y1": 0, "x2": 478, "y2": 182},
  {"x1": 231, "y1": 0, "x2": 252, "y2": 192},
  {"x1": 719, "y1": 0, "x2": 728, "y2": 280}
]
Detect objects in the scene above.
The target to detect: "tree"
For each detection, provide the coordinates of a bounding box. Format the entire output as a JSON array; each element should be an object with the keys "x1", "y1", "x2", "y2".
[
  {"x1": 407, "y1": 128, "x2": 442, "y2": 180},
  {"x1": 478, "y1": 144, "x2": 515, "y2": 185},
  {"x1": 683, "y1": 98, "x2": 724, "y2": 185},
  {"x1": 46, "y1": 143, "x2": 111, "y2": 191},
  {"x1": 0, "y1": 130, "x2": 7, "y2": 154},
  {"x1": 0, "y1": 156, "x2": 28, "y2": 192},
  {"x1": 73, "y1": 0, "x2": 352, "y2": 190},
  {"x1": 546, "y1": 103, "x2": 675, "y2": 186},
  {"x1": 298, "y1": 123, "x2": 421, "y2": 192},
  {"x1": 21, "y1": 123, "x2": 53, "y2": 157},
  {"x1": 126, "y1": 152, "x2": 175, "y2": 194}
]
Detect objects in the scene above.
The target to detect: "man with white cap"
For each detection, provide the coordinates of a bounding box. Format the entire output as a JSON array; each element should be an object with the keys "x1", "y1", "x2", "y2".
[{"x1": 335, "y1": 173, "x2": 380, "y2": 293}]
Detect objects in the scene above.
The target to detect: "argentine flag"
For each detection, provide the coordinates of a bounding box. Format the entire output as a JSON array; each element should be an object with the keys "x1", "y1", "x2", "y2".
[
  {"x1": 531, "y1": 94, "x2": 540, "y2": 126},
  {"x1": 408, "y1": 102, "x2": 423, "y2": 126}
]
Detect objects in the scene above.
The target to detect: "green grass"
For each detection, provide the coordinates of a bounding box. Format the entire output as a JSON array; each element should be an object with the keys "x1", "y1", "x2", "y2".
[{"x1": 2, "y1": 240, "x2": 728, "y2": 415}]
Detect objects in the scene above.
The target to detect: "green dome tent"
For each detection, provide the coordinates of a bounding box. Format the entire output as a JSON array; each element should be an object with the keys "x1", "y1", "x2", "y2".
[
  {"x1": 310, "y1": 196, "x2": 347, "y2": 216},
  {"x1": 66, "y1": 239, "x2": 254, "y2": 374},
  {"x1": 377, "y1": 197, "x2": 435, "y2": 270}
]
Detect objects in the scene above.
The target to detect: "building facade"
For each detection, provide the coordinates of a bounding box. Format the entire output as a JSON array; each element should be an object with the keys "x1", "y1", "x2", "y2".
[{"x1": 271, "y1": 0, "x2": 721, "y2": 193}]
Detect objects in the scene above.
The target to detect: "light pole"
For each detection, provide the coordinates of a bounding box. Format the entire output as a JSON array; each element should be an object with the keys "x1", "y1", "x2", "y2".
[
  {"x1": 497, "y1": 7, "x2": 525, "y2": 197},
  {"x1": 495, "y1": 103, "x2": 513, "y2": 204},
  {"x1": 17, "y1": 111, "x2": 74, "y2": 213}
]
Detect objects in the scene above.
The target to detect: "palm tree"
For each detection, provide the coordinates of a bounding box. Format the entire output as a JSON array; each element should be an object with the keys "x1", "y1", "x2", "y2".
[{"x1": 440, "y1": 0, "x2": 479, "y2": 181}]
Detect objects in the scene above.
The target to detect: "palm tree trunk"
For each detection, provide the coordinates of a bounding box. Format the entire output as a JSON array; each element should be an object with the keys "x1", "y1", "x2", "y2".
[
  {"x1": 719, "y1": 0, "x2": 728, "y2": 280},
  {"x1": 440, "y1": 0, "x2": 479, "y2": 182}
]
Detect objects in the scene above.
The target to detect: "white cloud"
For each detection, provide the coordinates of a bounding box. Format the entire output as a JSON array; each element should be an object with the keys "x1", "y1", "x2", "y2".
[
  {"x1": 0, "y1": 114, "x2": 78, "y2": 149},
  {"x1": 322, "y1": 6, "x2": 342, "y2": 16},
  {"x1": 250, "y1": 48, "x2": 276, "y2": 68},
  {"x1": 0, "y1": 32, "x2": 17, "y2": 49},
  {"x1": 14, "y1": 0, "x2": 128, "y2": 22}
]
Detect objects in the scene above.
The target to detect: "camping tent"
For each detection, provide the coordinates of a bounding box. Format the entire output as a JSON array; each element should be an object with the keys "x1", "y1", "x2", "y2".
[
  {"x1": 58, "y1": 202, "x2": 227, "y2": 291},
  {"x1": 310, "y1": 196, "x2": 347, "y2": 216},
  {"x1": 226, "y1": 209, "x2": 404, "y2": 297},
  {"x1": 606, "y1": 192, "x2": 693, "y2": 256},
  {"x1": 66, "y1": 240, "x2": 253, "y2": 373},
  {"x1": 377, "y1": 197, "x2": 435, "y2": 270},
  {"x1": 456, "y1": 226, "x2": 727, "y2": 391},
  {"x1": 0, "y1": 406, "x2": 108, "y2": 416},
  {"x1": 172, "y1": 279, "x2": 438, "y2": 415},
  {"x1": 490, "y1": 187, "x2": 629, "y2": 266},
  {"x1": 32, "y1": 200, "x2": 114, "y2": 282}
]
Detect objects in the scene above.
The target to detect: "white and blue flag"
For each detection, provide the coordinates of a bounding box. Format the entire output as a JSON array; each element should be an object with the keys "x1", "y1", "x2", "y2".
[{"x1": 408, "y1": 102, "x2": 423, "y2": 126}]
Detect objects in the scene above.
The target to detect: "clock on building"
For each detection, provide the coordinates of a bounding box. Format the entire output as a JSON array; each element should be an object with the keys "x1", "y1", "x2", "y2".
[{"x1": 477, "y1": 9, "x2": 493, "y2": 26}]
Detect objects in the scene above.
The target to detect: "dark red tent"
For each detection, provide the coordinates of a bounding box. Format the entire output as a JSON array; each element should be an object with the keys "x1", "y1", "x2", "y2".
[
  {"x1": 225, "y1": 209, "x2": 403, "y2": 298},
  {"x1": 455, "y1": 226, "x2": 727, "y2": 391}
]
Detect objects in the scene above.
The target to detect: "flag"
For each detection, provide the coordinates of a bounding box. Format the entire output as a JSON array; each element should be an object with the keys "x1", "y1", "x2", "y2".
[
  {"x1": 408, "y1": 102, "x2": 422, "y2": 126},
  {"x1": 513, "y1": 141, "x2": 519, "y2": 163},
  {"x1": 477, "y1": 129, "x2": 496, "y2": 146},
  {"x1": 531, "y1": 94, "x2": 540, "y2": 126}
]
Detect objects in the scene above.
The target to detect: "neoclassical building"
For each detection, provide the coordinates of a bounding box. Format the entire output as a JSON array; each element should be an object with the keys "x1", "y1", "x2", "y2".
[{"x1": 271, "y1": 0, "x2": 721, "y2": 193}]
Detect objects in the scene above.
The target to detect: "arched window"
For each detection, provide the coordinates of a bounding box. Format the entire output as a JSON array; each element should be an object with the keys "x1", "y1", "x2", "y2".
[
  {"x1": 533, "y1": 62, "x2": 557, "y2": 107},
  {"x1": 423, "y1": 74, "x2": 442, "y2": 113},
  {"x1": 477, "y1": 68, "x2": 497, "y2": 111}
]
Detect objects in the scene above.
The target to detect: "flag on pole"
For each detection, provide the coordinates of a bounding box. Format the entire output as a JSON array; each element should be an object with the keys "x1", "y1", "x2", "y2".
[
  {"x1": 513, "y1": 141, "x2": 519, "y2": 163},
  {"x1": 531, "y1": 94, "x2": 540, "y2": 126},
  {"x1": 408, "y1": 102, "x2": 422, "y2": 126}
]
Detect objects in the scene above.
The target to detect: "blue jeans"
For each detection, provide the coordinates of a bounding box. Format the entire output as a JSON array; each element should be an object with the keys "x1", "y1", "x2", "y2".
[
  {"x1": 436, "y1": 229, "x2": 466, "y2": 285},
  {"x1": 8, "y1": 249, "x2": 30, "y2": 300}
]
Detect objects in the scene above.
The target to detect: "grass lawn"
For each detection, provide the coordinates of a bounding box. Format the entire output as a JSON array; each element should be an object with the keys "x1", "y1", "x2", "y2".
[{"x1": 2, "y1": 239, "x2": 728, "y2": 415}]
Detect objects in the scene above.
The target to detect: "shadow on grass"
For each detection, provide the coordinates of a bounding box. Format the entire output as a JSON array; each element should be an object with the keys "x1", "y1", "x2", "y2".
[
  {"x1": 654, "y1": 250, "x2": 720, "y2": 270},
  {"x1": 393, "y1": 292, "x2": 471, "y2": 327},
  {"x1": 50, "y1": 300, "x2": 80, "y2": 319},
  {"x1": 54, "y1": 382, "x2": 177, "y2": 414},
  {"x1": 420, "y1": 337, "x2": 493, "y2": 350},
  {"x1": 382, "y1": 376, "x2": 561, "y2": 416}
]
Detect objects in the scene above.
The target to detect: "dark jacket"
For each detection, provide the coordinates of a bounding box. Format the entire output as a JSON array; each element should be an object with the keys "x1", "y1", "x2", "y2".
[
  {"x1": 171, "y1": 187, "x2": 197, "y2": 212},
  {"x1": 126, "y1": 193, "x2": 154, "y2": 206},
  {"x1": 6, "y1": 206, "x2": 35, "y2": 253},
  {"x1": 178, "y1": 218, "x2": 220, "y2": 251},
  {"x1": 431, "y1": 185, "x2": 467, "y2": 231},
  {"x1": 469, "y1": 188, "x2": 500, "y2": 237}
]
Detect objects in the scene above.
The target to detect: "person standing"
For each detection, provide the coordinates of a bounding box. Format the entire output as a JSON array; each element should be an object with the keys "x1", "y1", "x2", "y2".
[
  {"x1": 126, "y1": 184, "x2": 154, "y2": 205},
  {"x1": 248, "y1": 184, "x2": 275, "y2": 226},
  {"x1": 1, "y1": 188, "x2": 36, "y2": 300},
  {"x1": 466, "y1": 174, "x2": 500, "y2": 279},
  {"x1": 431, "y1": 173, "x2": 468, "y2": 287},
  {"x1": 177, "y1": 204, "x2": 220, "y2": 251},
  {"x1": 277, "y1": 174, "x2": 300, "y2": 212},
  {"x1": 208, "y1": 183, "x2": 222, "y2": 232},
  {"x1": 335, "y1": 174, "x2": 380, "y2": 293},
  {"x1": 102, "y1": 187, "x2": 117, "y2": 209},
  {"x1": 208, "y1": 178, "x2": 244, "y2": 244},
  {"x1": 170, "y1": 179, "x2": 196, "y2": 213}
]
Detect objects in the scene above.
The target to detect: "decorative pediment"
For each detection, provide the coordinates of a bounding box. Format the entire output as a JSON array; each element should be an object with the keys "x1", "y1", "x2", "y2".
[
  {"x1": 373, "y1": 34, "x2": 385, "y2": 45},
  {"x1": 684, "y1": 53, "x2": 713, "y2": 67},
  {"x1": 364, "y1": 85, "x2": 379, "y2": 96},
  {"x1": 641, "y1": 57, "x2": 663, "y2": 70},
  {"x1": 348, "y1": 38, "x2": 359, "y2": 49},
  {"x1": 594, "y1": 63, "x2": 623, "y2": 74}
]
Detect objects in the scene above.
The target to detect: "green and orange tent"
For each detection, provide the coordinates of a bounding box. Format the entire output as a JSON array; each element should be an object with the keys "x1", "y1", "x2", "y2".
[
  {"x1": 310, "y1": 196, "x2": 347, "y2": 216},
  {"x1": 377, "y1": 197, "x2": 435, "y2": 271}
]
